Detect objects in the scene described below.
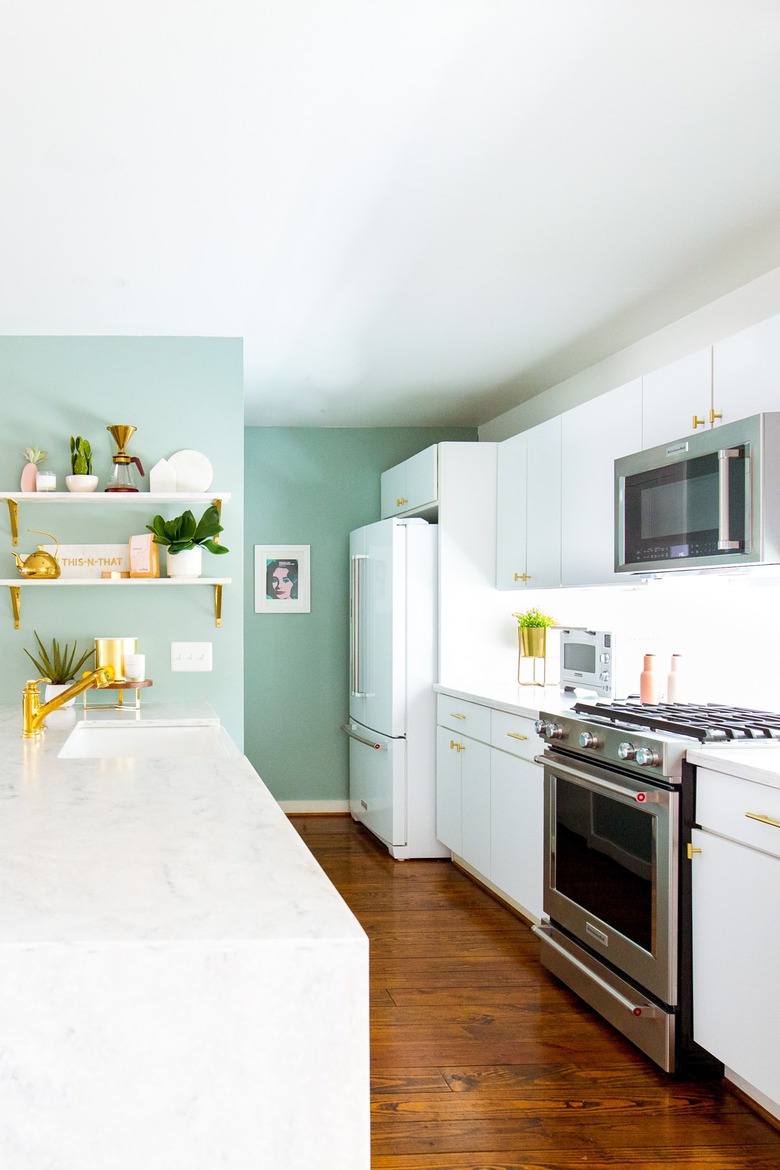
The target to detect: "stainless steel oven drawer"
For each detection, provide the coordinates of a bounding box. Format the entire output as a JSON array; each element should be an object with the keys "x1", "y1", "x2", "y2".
[{"x1": 533, "y1": 922, "x2": 676, "y2": 1072}]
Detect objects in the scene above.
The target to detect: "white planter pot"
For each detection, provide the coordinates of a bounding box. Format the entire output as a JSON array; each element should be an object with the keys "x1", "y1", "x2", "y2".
[
  {"x1": 45, "y1": 682, "x2": 75, "y2": 708},
  {"x1": 166, "y1": 547, "x2": 203, "y2": 578},
  {"x1": 66, "y1": 474, "x2": 99, "y2": 493}
]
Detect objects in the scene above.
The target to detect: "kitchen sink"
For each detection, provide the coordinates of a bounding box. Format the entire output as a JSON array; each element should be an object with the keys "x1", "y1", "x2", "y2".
[{"x1": 58, "y1": 721, "x2": 240, "y2": 759}]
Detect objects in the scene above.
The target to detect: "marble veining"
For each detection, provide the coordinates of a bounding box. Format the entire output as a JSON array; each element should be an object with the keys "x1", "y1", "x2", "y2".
[{"x1": 0, "y1": 703, "x2": 370, "y2": 1169}]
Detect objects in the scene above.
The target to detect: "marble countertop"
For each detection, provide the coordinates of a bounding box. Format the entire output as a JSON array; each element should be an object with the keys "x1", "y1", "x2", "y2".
[
  {"x1": 435, "y1": 679, "x2": 576, "y2": 719},
  {"x1": 0, "y1": 702, "x2": 365, "y2": 946},
  {"x1": 687, "y1": 742, "x2": 780, "y2": 789}
]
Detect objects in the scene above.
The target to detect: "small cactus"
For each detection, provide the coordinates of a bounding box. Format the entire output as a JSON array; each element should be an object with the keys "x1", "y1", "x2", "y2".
[{"x1": 70, "y1": 436, "x2": 92, "y2": 475}]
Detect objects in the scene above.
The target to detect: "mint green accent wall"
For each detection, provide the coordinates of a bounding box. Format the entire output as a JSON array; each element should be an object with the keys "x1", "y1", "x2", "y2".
[
  {"x1": 243, "y1": 426, "x2": 477, "y2": 803},
  {"x1": 0, "y1": 338, "x2": 245, "y2": 747}
]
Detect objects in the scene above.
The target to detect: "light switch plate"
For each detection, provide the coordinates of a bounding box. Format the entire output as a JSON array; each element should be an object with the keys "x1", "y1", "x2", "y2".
[{"x1": 170, "y1": 641, "x2": 213, "y2": 672}]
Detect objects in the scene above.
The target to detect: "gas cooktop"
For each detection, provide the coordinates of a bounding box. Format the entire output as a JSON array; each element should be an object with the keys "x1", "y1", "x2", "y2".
[{"x1": 572, "y1": 700, "x2": 780, "y2": 743}]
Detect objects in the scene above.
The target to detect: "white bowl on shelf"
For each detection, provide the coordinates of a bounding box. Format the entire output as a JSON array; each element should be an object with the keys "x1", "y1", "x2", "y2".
[{"x1": 65, "y1": 475, "x2": 99, "y2": 493}]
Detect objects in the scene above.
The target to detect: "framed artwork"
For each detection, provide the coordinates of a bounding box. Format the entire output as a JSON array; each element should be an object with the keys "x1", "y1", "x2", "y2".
[{"x1": 254, "y1": 545, "x2": 311, "y2": 613}]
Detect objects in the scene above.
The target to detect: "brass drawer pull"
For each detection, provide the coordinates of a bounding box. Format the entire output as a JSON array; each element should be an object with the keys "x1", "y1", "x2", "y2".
[
  {"x1": 395, "y1": 497, "x2": 408, "y2": 507},
  {"x1": 450, "y1": 712, "x2": 466, "y2": 720},
  {"x1": 507, "y1": 732, "x2": 528, "y2": 741},
  {"x1": 449, "y1": 740, "x2": 465, "y2": 753},
  {"x1": 745, "y1": 811, "x2": 780, "y2": 830}
]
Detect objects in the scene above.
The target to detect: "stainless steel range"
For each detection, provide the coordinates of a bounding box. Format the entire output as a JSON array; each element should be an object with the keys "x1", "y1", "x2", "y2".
[{"x1": 533, "y1": 700, "x2": 780, "y2": 1074}]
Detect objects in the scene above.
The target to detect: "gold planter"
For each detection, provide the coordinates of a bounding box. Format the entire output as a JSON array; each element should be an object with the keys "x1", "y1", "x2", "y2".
[{"x1": 517, "y1": 626, "x2": 547, "y2": 686}]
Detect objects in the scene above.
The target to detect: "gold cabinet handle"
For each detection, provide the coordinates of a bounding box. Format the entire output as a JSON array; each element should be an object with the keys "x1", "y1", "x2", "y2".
[
  {"x1": 507, "y1": 732, "x2": 528, "y2": 741},
  {"x1": 449, "y1": 740, "x2": 465, "y2": 753},
  {"x1": 450, "y1": 712, "x2": 466, "y2": 720},
  {"x1": 395, "y1": 497, "x2": 408, "y2": 507},
  {"x1": 745, "y1": 811, "x2": 780, "y2": 830},
  {"x1": 513, "y1": 572, "x2": 532, "y2": 582},
  {"x1": 687, "y1": 844, "x2": 703, "y2": 860},
  {"x1": 692, "y1": 415, "x2": 706, "y2": 429},
  {"x1": 710, "y1": 408, "x2": 723, "y2": 425}
]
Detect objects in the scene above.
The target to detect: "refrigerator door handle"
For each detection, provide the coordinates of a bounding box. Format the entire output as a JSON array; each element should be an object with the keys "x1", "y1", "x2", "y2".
[
  {"x1": 341, "y1": 722, "x2": 387, "y2": 751},
  {"x1": 350, "y1": 553, "x2": 368, "y2": 697}
]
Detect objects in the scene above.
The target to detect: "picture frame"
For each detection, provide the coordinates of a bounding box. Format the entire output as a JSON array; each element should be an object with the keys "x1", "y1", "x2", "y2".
[{"x1": 254, "y1": 545, "x2": 311, "y2": 613}]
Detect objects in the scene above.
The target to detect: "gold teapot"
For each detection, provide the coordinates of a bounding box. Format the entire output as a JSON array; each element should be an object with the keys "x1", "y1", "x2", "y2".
[{"x1": 12, "y1": 530, "x2": 61, "y2": 579}]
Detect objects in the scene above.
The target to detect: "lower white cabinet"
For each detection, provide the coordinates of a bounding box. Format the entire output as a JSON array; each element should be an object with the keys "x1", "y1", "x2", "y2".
[
  {"x1": 435, "y1": 694, "x2": 543, "y2": 922},
  {"x1": 692, "y1": 766, "x2": 780, "y2": 1117}
]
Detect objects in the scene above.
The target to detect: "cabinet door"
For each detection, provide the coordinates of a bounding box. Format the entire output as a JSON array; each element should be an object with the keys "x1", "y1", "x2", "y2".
[
  {"x1": 692, "y1": 827, "x2": 780, "y2": 1107},
  {"x1": 561, "y1": 380, "x2": 642, "y2": 586},
  {"x1": 490, "y1": 749, "x2": 544, "y2": 921},
  {"x1": 495, "y1": 430, "x2": 528, "y2": 589},
  {"x1": 713, "y1": 312, "x2": 780, "y2": 425},
  {"x1": 642, "y1": 349, "x2": 712, "y2": 449},
  {"x1": 525, "y1": 417, "x2": 561, "y2": 589},
  {"x1": 380, "y1": 463, "x2": 408, "y2": 518},
  {"x1": 404, "y1": 446, "x2": 437, "y2": 513},
  {"x1": 436, "y1": 724, "x2": 462, "y2": 853},
  {"x1": 460, "y1": 736, "x2": 491, "y2": 875}
]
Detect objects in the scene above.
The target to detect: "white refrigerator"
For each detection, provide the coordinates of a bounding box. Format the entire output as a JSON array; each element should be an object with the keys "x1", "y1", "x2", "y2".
[{"x1": 344, "y1": 517, "x2": 448, "y2": 859}]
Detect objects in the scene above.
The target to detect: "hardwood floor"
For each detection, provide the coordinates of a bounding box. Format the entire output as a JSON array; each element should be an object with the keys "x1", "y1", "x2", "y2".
[{"x1": 291, "y1": 813, "x2": 780, "y2": 1170}]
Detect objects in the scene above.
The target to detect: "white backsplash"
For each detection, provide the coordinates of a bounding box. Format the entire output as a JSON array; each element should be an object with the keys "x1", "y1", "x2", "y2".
[{"x1": 489, "y1": 570, "x2": 780, "y2": 712}]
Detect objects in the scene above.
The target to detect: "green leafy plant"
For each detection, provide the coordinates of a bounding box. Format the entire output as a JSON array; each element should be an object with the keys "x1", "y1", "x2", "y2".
[
  {"x1": 512, "y1": 607, "x2": 556, "y2": 628},
  {"x1": 24, "y1": 631, "x2": 95, "y2": 684},
  {"x1": 22, "y1": 446, "x2": 47, "y2": 466},
  {"x1": 70, "y1": 435, "x2": 93, "y2": 475},
  {"x1": 146, "y1": 504, "x2": 229, "y2": 556}
]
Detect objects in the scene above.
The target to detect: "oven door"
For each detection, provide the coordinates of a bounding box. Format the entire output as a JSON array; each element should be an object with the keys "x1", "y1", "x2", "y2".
[{"x1": 539, "y1": 750, "x2": 679, "y2": 1006}]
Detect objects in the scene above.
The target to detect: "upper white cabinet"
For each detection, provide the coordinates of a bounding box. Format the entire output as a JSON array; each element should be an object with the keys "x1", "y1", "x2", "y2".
[
  {"x1": 713, "y1": 313, "x2": 780, "y2": 423},
  {"x1": 496, "y1": 417, "x2": 561, "y2": 590},
  {"x1": 561, "y1": 380, "x2": 642, "y2": 586},
  {"x1": 380, "y1": 446, "x2": 438, "y2": 518},
  {"x1": 642, "y1": 349, "x2": 712, "y2": 449}
]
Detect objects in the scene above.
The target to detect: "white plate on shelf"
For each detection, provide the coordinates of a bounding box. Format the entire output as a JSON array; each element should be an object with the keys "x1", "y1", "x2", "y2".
[{"x1": 168, "y1": 450, "x2": 213, "y2": 493}]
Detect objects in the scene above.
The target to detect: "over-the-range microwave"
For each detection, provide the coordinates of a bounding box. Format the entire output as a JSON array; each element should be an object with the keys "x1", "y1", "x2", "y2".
[{"x1": 615, "y1": 412, "x2": 780, "y2": 574}]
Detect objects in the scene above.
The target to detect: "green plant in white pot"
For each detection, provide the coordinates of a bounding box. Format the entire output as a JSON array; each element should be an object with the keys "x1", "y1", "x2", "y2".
[
  {"x1": 146, "y1": 505, "x2": 229, "y2": 578},
  {"x1": 66, "y1": 435, "x2": 99, "y2": 492}
]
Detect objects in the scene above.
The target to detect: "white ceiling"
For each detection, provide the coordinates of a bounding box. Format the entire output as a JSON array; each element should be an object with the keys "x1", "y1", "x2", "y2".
[{"x1": 3, "y1": 1, "x2": 780, "y2": 428}]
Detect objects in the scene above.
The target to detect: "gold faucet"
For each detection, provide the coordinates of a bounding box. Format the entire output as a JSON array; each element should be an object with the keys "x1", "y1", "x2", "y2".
[{"x1": 22, "y1": 665, "x2": 116, "y2": 738}]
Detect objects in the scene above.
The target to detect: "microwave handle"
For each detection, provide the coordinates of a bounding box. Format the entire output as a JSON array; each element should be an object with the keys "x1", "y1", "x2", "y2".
[{"x1": 718, "y1": 446, "x2": 744, "y2": 551}]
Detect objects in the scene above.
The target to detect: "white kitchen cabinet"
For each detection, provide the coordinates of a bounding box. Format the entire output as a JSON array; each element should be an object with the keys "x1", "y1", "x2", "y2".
[
  {"x1": 436, "y1": 693, "x2": 544, "y2": 923},
  {"x1": 641, "y1": 349, "x2": 713, "y2": 449},
  {"x1": 380, "y1": 446, "x2": 438, "y2": 518},
  {"x1": 496, "y1": 417, "x2": 560, "y2": 590},
  {"x1": 692, "y1": 766, "x2": 780, "y2": 1118},
  {"x1": 560, "y1": 380, "x2": 642, "y2": 586},
  {"x1": 489, "y1": 710, "x2": 544, "y2": 921},
  {"x1": 712, "y1": 312, "x2": 780, "y2": 424}
]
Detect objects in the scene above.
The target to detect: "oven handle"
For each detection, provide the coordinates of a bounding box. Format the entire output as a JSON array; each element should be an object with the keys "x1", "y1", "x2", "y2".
[
  {"x1": 532, "y1": 924, "x2": 662, "y2": 1019},
  {"x1": 534, "y1": 752, "x2": 670, "y2": 806}
]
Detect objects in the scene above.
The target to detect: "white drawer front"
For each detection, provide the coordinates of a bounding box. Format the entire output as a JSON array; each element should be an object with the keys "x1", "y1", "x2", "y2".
[
  {"x1": 696, "y1": 766, "x2": 780, "y2": 859},
  {"x1": 436, "y1": 695, "x2": 491, "y2": 742},
  {"x1": 490, "y1": 709, "x2": 541, "y2": 761}
]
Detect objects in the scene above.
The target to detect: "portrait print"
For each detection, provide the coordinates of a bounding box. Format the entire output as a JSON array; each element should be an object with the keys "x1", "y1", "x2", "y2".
[{"x1": 254, "y1": 545, "x2": 310, "y2": 613}]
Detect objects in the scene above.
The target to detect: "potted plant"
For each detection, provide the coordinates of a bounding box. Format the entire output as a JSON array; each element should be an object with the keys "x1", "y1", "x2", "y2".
[
  {"x1": 23, "y1": 630, "x2": 96, "y2": 706},
  {"x1": 66, "y1": 435, "x2": 98, "y2": 492},
  {"x1": 512, "y1": 608, "x2": 556, "y2": 686},
  {"x1": 146, "y1": 504, "x2": 229, "y2": 578},
  {"x1": 21, "y1": 446, "x2": 47, "y2": 492}
]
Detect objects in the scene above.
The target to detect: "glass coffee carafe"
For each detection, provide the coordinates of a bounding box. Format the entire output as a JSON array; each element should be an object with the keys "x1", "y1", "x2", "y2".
[{"x1": 105, "y1": 425, "x2": 145, "y2": 492}]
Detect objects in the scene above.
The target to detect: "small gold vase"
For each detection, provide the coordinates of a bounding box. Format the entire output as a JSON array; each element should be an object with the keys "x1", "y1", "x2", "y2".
[{"x1": 517, "y1": 626, "x2": 547, "y2": 686}]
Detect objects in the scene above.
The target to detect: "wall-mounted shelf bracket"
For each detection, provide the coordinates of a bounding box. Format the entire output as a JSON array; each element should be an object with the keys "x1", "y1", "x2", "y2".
[
  {"x1": 6, "y1": 500, "x2": 18, "y2": 546},
  {"x1": 9, "y1": 586, "x2": 20, "y2": 629},
  {"x1": 214, "y1": 583, "x2": 223, "y2": 627}
]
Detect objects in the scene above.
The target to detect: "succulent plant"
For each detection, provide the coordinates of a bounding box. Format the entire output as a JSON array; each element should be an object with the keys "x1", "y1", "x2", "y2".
[
  {"x1": 24, "y1": 631, "x2": 95, "y2": 684},
  {"x1": 69, "y1": 435, "x2": 93, "y2": 475},
  {"x1": 22, "y1": 446, "x2": 47, "y2": 466}
]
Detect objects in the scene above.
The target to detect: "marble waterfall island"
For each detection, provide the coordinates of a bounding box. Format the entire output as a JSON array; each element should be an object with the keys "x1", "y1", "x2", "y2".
[{"x1": 0, "y1": 704, "x2": 369, "y2": 1170}]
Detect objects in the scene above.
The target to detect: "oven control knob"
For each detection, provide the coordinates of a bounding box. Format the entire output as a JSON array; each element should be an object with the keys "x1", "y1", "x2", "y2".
[
  {"x1": 533, "y1": 719, "x2": 547, "y2": 735},
  {"x1": 618, "y1": 742, "x2": 637, "y2": 761},
  {"x1": 578, "y1": 731, "x2": 601, "y2": 749},
  {"x1": 636, "y1": 747, "x2": 660, "y2": 767},
  {"x1": 536, "y1": 720, "x2": 566, "y2": 740}
]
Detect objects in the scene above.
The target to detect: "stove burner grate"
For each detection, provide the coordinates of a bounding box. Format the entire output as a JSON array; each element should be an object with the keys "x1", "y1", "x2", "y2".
[{"x1": 571, "y1": 700, "x2": 780, "y2": 743}]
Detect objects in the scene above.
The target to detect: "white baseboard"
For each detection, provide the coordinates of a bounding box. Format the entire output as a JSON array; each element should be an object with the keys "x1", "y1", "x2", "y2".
[{"x1": 279, "y1": 800, "x2": 351, "y2": 815}]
